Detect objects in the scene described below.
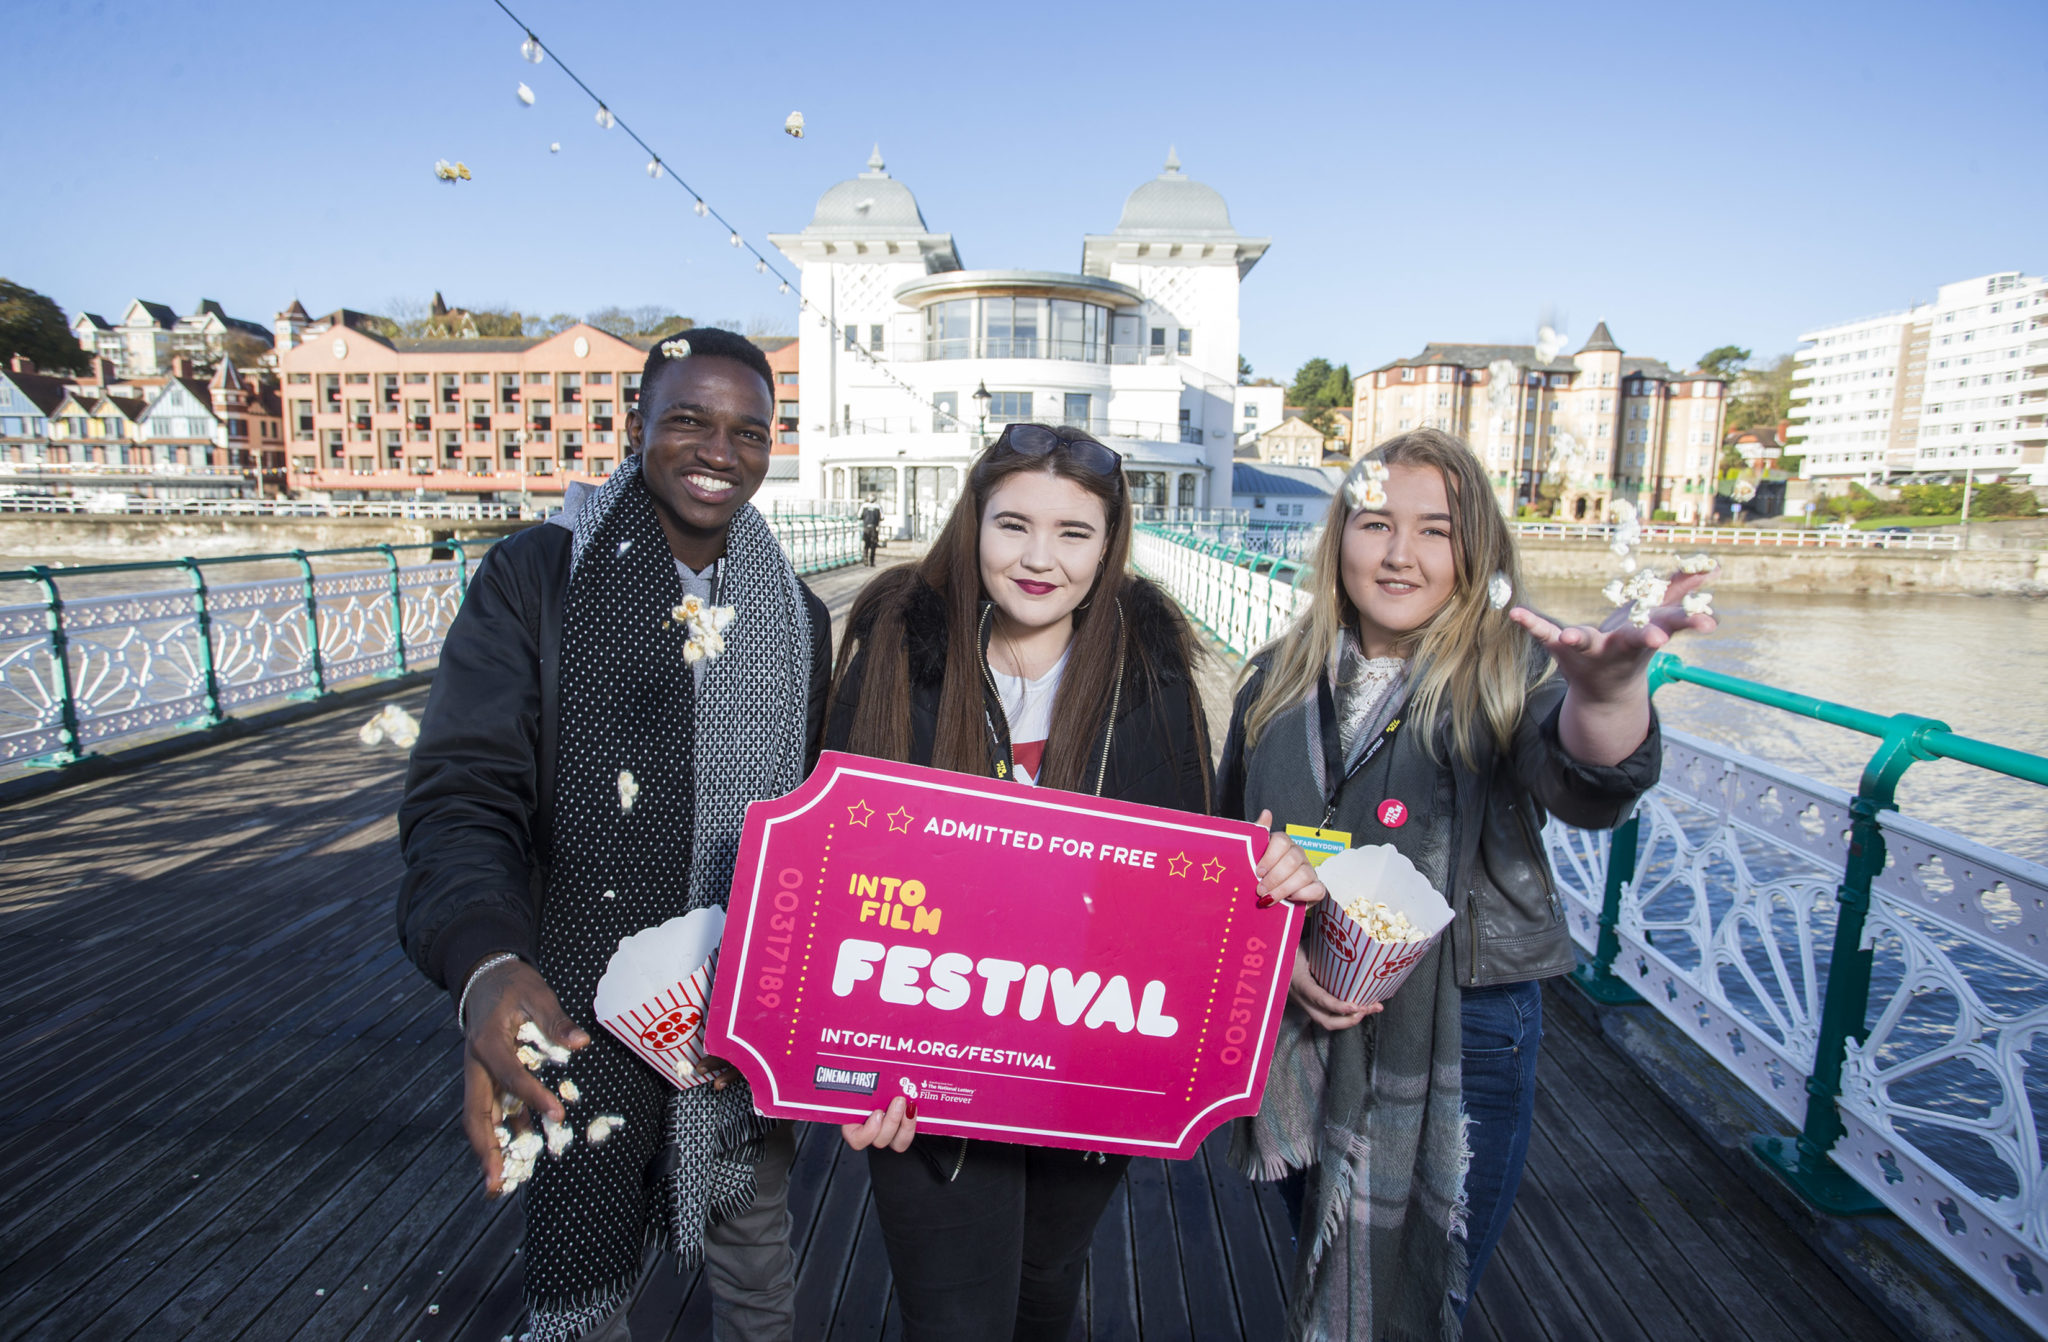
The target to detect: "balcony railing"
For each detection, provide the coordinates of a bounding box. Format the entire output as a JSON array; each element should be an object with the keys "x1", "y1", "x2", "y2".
[
  {"x1": 891, "y1": 338, "x2": 1177, "y2": 366},
  {"x1": 829, "y1": 416, "x2": 1203, "y2": 443}
]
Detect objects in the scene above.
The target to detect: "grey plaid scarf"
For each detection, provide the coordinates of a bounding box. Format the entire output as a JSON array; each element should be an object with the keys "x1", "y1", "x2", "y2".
[
  {"x1": 524, "y1": 457, "x2": 811, "y2": 1339},
  {"x1": 1228, "y1": 662, "x2": 1468, "y2": 1342}
]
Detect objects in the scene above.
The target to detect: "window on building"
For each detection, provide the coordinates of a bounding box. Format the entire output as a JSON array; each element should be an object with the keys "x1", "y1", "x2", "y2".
[
  {"x1": 1063, "y1": 393, "x2": 1091, "y2": 428},
  {"x1": 988, "y1": 392, "x2": 1032, "y2": 422},
  {"x1": 345, "y1": 372, "x2": 369, "y2": 385},
  {"x1": 856, "y1": 466, "x2": 898, "y2": 501},
  {"x1": 405, "y1": 372, "x2": 428, "y2": 384},
  {"x1": 288, "y1": 372, "x2": 311, "y2": 384},
  {"x1": 870, "y1": 324, "x2": 884, "y2": 352},
  {"x1": 777, "y1": 371, "x2": 798, "y2": 386},
  {"x1": 1150, "y1": 327, "x2": 1166, "y2": 352},
  {"x1": 1177, "y1": 329, "x2": 1191, "y2": 356},
  {"x1": 845, "y1": 326, "x2": 858, "y2": 351}
]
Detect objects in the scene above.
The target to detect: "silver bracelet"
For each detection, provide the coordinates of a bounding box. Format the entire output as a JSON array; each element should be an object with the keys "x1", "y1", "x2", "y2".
[{"x1": 457, "y1": 952, "x2": 522, "y2": 1032}]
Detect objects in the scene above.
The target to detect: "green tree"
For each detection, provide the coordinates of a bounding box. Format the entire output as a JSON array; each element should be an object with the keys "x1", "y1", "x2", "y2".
[
  {"x1": 0, "y1": 279, "x2": 88, "y2": 374},
  {"x1": 1289, "y1": 357, "x2": 1353, "y2": 409},
  {"x1": 1699, "y1": 345, "x2": 1751, "y2": 380},
  {"x1": 1726, "y1": 352, "x2": 1795, "y2": 434},
  {"x1": 1238, "y1": 354, "x2": 1253, "y2": 384}
]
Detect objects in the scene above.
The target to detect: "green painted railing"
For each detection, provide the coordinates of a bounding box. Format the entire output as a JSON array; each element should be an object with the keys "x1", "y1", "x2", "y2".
[
  {"x1": 1132, "y1": 519, "x2": 2048, "y2": 1321},
  {"x1": 0, "y1": 540, "x2": 499, "y2": 769}
]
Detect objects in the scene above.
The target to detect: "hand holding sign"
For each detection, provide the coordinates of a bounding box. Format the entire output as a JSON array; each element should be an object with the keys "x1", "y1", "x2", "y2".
[{"x1": 707, "y1": 753, "x2": 1300, "y2": 1159}]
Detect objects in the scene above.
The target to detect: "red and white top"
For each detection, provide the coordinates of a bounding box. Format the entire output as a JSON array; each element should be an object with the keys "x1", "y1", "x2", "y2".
[{"x1": 991, "y1": 648, "x2": 1069, "y2": 786}]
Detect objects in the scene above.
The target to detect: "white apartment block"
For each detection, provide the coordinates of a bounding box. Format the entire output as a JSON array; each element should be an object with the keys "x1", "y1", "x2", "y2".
[{"x1": 1790, "y1": 270, "x2": 2047, "y2": 485}]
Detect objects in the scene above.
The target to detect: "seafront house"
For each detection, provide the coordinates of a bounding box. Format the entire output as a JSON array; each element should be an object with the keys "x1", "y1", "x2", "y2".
[
  {"x1": 44, "y1": 388, "x2": 144, "y2": 467},
  {"x1": 1350, "y1": 324, "x2": 1728, "y2": 522},
  {"x1": 0, "y1": 358, "x2": 67, "y2": 467},
  {"x1": 1789, "y1": 270, "x2": 2048, "y2": 487},
  {"x1": 768, "y1": 146, "x2": 1269, "y2": 531},
  {"x1": 1253, "y1": 411, "x2": 1336, "y2": 466},
  {"x1": 68, "y1": 298, "x2": 271, "y2": 380}
]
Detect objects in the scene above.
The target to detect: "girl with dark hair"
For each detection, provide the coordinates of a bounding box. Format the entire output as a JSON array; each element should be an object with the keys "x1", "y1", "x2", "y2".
[
  {"x1": 1220, "y1": 429, "x2": 1715, "y2": 1339},
  {"x1": 824, "y1": 423, "x2": 1325, "y2": 1342}
]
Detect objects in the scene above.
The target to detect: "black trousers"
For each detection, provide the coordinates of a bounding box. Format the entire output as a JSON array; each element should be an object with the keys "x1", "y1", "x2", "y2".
[{"x1": 866, "y1": 1138, "x2": 1129, "y2": 1342}]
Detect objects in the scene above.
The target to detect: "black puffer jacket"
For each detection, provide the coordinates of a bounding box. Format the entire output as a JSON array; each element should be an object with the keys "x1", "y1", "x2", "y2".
[
  {"x1": 824, "y1": 573, "x2": 1212, "y2": 815},
  {"x1": 394, "y1": 521, "x2": 833, "y2": 997}
]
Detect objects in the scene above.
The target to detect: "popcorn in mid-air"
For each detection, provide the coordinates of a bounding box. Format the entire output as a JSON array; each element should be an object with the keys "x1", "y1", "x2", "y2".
[
  {"x1": 557, "y1": 1079, "x2": 579, "y2": 1105},
  {"x1": 587, "y1": 1115, "x2": 627, "y2": 1144},
  {"x1": 543, "y1": 1114, "x2": 574, "y2": 1158},
  {"x1": 617, "y1": 769, "x2": 639, "y2": 812},
  {"x1": 1682, "y1": 591, "x2": 1715, "y2": 618},
  {"x1": 1488, "y1": 572, "x2": 1513, "y2": 611},
  {"x1": 1677, "y1": 553, "x2": 1716, "y2": 574}
]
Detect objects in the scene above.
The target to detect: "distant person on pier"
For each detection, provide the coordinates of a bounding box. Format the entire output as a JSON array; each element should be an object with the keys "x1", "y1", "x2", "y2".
[
  {"x1": 859, "y1": 494, "x2": 883, "y2": 565},
  {"x1": 1218, "y1": 428, "x2": 1714, "y2": 1338},
  {"x1": 397, "y1": 329, "x2": 831, "y2": 1342}
]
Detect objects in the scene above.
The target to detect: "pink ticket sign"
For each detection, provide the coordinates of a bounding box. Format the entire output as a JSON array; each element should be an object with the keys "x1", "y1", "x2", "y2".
[{"x1": 706, "y1": 751, "x2": 1299, "y2": 1159}]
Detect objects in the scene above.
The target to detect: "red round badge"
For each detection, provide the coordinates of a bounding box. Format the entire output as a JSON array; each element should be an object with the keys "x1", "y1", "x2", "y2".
[{"x1": 1377, "y1": 798, "x2": 1409, "y2": 828}]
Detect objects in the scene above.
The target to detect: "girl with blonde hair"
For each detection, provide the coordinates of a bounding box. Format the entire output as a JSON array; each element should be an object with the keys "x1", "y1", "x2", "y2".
[{"x1": 1220, "y1": 428, "x2": 1714, "y2": 1339}]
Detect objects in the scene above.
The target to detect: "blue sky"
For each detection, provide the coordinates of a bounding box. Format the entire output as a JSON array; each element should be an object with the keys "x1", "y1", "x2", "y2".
[{"x1": 4, "y1": 0, "x2": 2042, "y2": 383}]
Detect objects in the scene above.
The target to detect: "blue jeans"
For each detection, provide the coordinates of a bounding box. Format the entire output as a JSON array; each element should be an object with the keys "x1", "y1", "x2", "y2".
[
  {"x1": 1275, "y1": 980, "x2": 1542, "y2": 1318},
  {"x1": 1456, "y1": 979, "x2": 1542, "y2": 1316}
]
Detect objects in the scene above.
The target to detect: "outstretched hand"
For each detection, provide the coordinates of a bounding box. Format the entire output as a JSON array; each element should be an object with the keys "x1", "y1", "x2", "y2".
[
  {"x1": 1506, "y1": 565, "x2": 1718, "y2": 766},
  {"x1": 1506, "y1": 566, "x2": 1717, "y2": 701}
]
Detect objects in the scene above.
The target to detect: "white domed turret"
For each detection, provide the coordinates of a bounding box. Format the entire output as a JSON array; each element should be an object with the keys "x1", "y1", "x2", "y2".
[
  {"x1": 1083, "y1": 148, "x2": 1268, "y2": 279},
  {"x1": 800, "y1": 146, "x2": 933, "y2": 237},
  {"x1": 1112, "y1": 146, "x2": 1238, "y2": 237}
]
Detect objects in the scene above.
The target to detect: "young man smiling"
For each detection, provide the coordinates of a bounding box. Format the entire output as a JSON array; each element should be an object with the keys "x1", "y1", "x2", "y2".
[{"x1": 398, "y1": 328, "x2": 831, "y2": 1342}]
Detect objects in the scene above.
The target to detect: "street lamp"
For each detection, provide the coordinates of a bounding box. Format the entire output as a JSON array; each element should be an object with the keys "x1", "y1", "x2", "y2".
[{"x1": 972, "y1": 381, "x2": 991, "y2": 443}]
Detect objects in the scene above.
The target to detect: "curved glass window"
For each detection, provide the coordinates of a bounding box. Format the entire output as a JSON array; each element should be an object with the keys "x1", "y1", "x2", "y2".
[{"x1": 920, "y1": 297, "x2": 1118, "y2": 362}]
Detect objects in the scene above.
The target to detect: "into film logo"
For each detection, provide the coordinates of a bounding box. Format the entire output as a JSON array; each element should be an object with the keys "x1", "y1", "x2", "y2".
[{"x1": 814, "y1": 1064, "x2": 880, "y2": 1095}]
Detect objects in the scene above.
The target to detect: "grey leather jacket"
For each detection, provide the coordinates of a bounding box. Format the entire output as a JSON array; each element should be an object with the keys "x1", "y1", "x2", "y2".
[{"x1": 1217, "y1": 661, "x2": 1660, "y2": 989}]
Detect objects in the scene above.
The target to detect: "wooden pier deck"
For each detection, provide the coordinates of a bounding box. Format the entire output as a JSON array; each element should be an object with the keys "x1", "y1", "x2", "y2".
[{"x1": 0, "y1": 560, "x2": 1901, "y2": 1341}]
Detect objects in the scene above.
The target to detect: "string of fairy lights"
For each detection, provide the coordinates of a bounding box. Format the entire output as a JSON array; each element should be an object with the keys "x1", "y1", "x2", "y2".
[{"x1": 484, "y1": 0, "x2": 970, "y2": 430}]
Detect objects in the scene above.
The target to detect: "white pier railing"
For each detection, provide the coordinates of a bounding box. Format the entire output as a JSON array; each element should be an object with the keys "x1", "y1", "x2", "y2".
[{"x1": 1132, "y1": 521, "x2": 2048, "y2": 1334}]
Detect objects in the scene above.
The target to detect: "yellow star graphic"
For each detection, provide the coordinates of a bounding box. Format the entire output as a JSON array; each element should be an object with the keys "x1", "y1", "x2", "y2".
[
  {"x1": 886, "y1": 806, "x2": 915, "y2": 834},
  {"x1": 847, "y1": 800, "x2": 874, "y2": 827},
  {"x1": 1166, "y1": 851, "x2": 1192, "y2": 879},
  {"x1": 1200, "y1": 856, "x2": 1226, "y2": 883}
]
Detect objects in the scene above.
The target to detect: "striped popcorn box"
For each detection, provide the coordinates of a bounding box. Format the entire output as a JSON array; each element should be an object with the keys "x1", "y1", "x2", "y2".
[
  {"x1": 1307, "y1": 844, "x2": 1453, "y2": 1008},
  {"x1": 595, "y1": 907, "x2": 726, "y2": 1092}
]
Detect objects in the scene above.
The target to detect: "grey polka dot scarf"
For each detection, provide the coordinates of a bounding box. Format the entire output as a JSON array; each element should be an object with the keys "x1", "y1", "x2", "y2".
[{"x1": 525, "y1": 456, "x2": 812, "y2": 1338}]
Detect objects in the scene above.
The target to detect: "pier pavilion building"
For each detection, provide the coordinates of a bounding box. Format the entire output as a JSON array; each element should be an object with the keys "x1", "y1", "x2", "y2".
[{"x1": 769, "y1": 148, "x2": 1269, "y2": 533}]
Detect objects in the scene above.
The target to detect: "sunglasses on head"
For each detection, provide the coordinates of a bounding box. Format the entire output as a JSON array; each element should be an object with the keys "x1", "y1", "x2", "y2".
[{"x1": 989, "y1": 423, "x2": 1124, "y2": 479}]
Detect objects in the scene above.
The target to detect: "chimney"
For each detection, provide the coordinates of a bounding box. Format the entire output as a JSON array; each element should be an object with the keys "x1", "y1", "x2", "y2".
[
  {"x1": 173, "y1": 355, "x2": 196, "y2": 379},
  {"x1": 92, "y1": 356, "x2": 116, "y2": 386},
  {"x1": 9, "y1": 354, "x2": 34, "y2": 375}
]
